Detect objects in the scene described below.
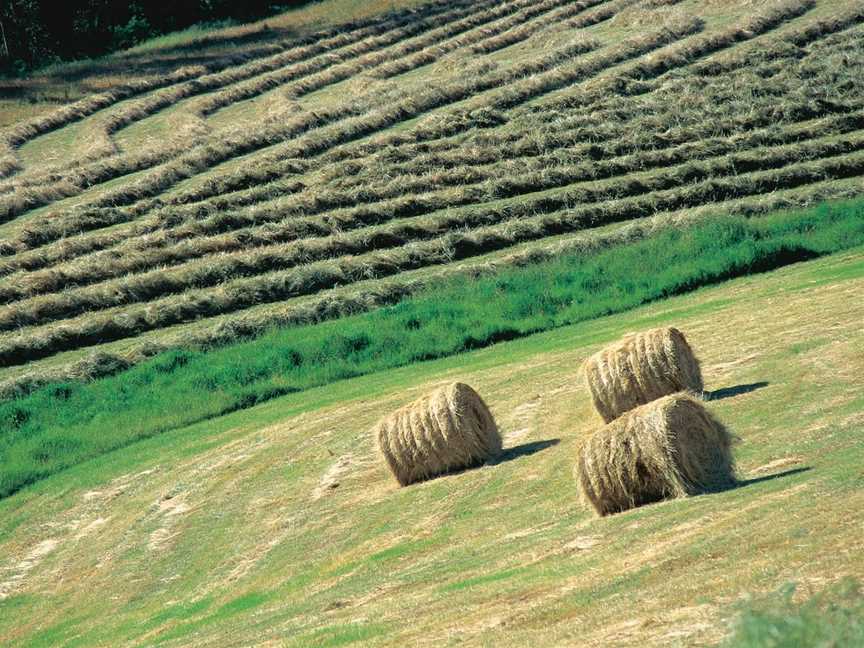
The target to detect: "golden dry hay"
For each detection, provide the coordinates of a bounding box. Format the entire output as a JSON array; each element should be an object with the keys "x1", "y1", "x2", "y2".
[
  {"x1": 376, "y1": 382, "x2": 502, "y2": 486},
  {"x1": 574, "y1": 393, "x2": 736, "y2": 516},
  {"x1": 583, "y1": 326, "x2": 703, "y2": 423}
]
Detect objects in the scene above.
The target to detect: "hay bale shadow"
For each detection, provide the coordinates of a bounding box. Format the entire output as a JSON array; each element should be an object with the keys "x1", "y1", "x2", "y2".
[
  {"x1": 705, "y1": 381, "x2": 769, "y2": 401},
  {"x1": 488, "y1": 439, "x2": 560, "y2": 466},
  {"x1": 734, "y1": 466, "x2": 811, "y2": 488}
]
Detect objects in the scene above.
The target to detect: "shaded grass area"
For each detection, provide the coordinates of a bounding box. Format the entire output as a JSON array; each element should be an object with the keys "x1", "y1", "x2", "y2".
[
  {"x1": 721, "y1": 579, "x2": 864, "y2": 647},
  {"x1": 1, "y1": 199, "x2": 864, "y2": 498}
]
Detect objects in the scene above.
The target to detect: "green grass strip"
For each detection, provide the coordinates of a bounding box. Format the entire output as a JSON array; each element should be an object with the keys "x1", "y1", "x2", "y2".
[{"x1": 2, "y1": 198, "x2": 864, "y2": 498}]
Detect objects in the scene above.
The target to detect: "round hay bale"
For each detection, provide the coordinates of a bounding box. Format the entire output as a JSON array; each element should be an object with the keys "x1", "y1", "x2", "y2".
[
  {"x1": 376, "y1": 382, "x2": 502, "y2": 486},
  {"x1": 583, "y1": 326, "x2": 703, "y2": 423},
  {"x1": 574, "y1": 393, "x2": 735, "y2": 516}
]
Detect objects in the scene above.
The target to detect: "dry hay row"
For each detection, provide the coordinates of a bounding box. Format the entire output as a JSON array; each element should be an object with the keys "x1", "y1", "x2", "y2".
[
  {"x1": 0, "y1": 27, "x2": 604, "y2": 233},
  {"x1": 526, "y1": 0, "x2": 833, "y2": 117},
  {"x1": 0, "y1": 0, "x2": 482, "y2": 187},
  {"x1": 3, "y1": 126, "x2": 864, "y2": 330},
  {"x1": 350, "y1": 0, "x2": 817, "y2": 150},
  {"x1": 273, "y1": 0, "x2": 559, "y2": 103},
  {"x1": 0, "y1": 0, "x2": 552, "y2": 194},
  {"x1": 2, "y1": 144, "x2": 864, "y2": 356},
  {"x1": 0, "y1": 215, "x2": 678, "y2": 398},
  {"x1": 0, "y1": 3, "x2": 848, "y2": 258},
  {"x1": 283, "y1": 0, "x2": 820, "y2": 180},
  {"x1": 321, "y1": 81, "x2": 835, "y2": 188},
  {"x1": 0, "y1": 96, "x2": 358, "y2": 226},
  {"x1": 0, "y1": 95, "x2": 858, "y2": 298},
  {"x1": 485, "y1": 0, "x2": 815, "y2": 113},
  {"x1": 0, "y1": 0, "x2": 498, "y2": 210},
  {"x1": 3, "y1": 26, "x2": 382, "y2": 180},
  {"x1": 12, "y1": 12, "x2": 702, "y2": 229},
  {"x1": 0, "y1": 67, "x2": 205, "y2": 181},
  {"x1": 0, "y1": 161, "x2": 862, "y2": 374},
  {"x1": 468, "y1": 0, "x2": 631, "y2": 56},
  {"x1": 2, "y1": 169, "x2": 860, "y2": 399},
  {"x1": 336, "y1": 16, "x2": 702, "y2": 152},
  {"x1": 278, "y1": 8, "x2": 856, "y2": 190},
  {"x1": 163, "y1": 105, "x2": 864, "y2": 237},
  {"x1": 315, "y1": 103, "x2": 864, "y2": 203},
  {"x1": 195, "y1": 0, "x2": 513, "y2": 111},
  {"x1": 139, "y1": 103, "x2": 864, "y2": 242},
  {"x1": 77, "y1": 18, "x2": 695, "y2": 219},
  {"x1": 289, "y1": 0, "x2": 585, "y2": 92},
  {"x1": 515, "y1": 30, "x2": 832, "y2": 128},
  {"x1": 58, "y1": 11, "x2": 702, "y2": 225},
  {"x1": 0, "y1": 53, "x2": 856, "y2": 278},
  {"x1": 0, "y1": 0, "x2": 560, "y2": 193},
  {"x1": 93, "y1": 0, "x2": 830, "y2": 216},
  {"x1": 562, "y1": 0, "x2": 672, "y2": 30},
  {"x1": 691, "y1": 5, "x2": 864, "y2": 77},
  {"x1": 3, "y1": 15, "x2": 424, "y2": 183}
]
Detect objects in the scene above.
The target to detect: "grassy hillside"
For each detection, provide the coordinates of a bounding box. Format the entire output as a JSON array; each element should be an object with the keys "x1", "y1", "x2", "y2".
[
  {"x1": 2, "y1": 201, "x2": 863, "y2": 498},
  {"x1": 2, "y1": 1, "x2": 864, "y2": 644},
  {"x1": 0, "y1": 0, "x2": 863, "y2": 397},
  {"x1": 1, "y1": 248, "x2": 863, "y2": 646}
]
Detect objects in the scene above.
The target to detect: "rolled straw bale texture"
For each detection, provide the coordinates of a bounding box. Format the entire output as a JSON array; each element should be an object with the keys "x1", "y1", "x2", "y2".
[
  {"x1": 575, "y1": 393, "x2": 735, "y2": 516},
  {"x1": 584, "y1": 326, "x2": 703, "y2": 423},
  {"x1": 376, "y1": 382, "x2": 501, "y2": 486}
]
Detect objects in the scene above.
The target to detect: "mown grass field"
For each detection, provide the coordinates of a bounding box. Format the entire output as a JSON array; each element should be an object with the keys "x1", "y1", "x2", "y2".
[
  {"x1": 2, "y1": 200, "x2": 863, "y2": 499},
  {"x1": 0, "y1": 0, "x2": 863, "y2": 397},
  {"x1": 1, "y1": 248, "x2": 863, "y2": 646},
  {"x1": 2, "y1": 0, "x2": 864, "y2": 644}
]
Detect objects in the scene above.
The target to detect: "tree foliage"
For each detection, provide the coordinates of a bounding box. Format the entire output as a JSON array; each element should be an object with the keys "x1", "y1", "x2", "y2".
[{"x1": 0, "y1": 0, "x2": 298, "y2": 74}]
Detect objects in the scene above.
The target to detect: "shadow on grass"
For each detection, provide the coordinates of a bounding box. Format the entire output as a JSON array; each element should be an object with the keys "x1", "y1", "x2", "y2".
[
  {"x1": 735, "y1": 466, "x2": 811, "y2": 488},
  {"x1": 686, "y1": 467, "x2": 810, "y2": 502},
  {"x1": 705, "y1": 381, "x2": 769, "y2": 401},
  {"x1": 416, "y1": 439, "x2": 561, "y2": 485},
  {"x1": 490, "y1": 439, "x2": 561, "y2": 465}
]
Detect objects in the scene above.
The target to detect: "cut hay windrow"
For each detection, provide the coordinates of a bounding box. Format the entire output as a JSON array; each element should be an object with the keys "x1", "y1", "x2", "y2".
[
  {"x1": 2, "y1": 114, "x2": 862, "y2": 317},
  {"x1": 199, "y1": 0, "x2": 505, "y2": 111},
  {"x1": 7, "y1": 15, "x2": 691, "y2": 229},
  {"x1": 3, "y1": 128, "x2": 864, "y2": 333},
  {"x1": 0, "y1": 67, "x2": 203, "y2": 157},
  {"x1": 4, "y1": 102, "x2": 853, "y2": 299},
  {"x1": 2, "y1": 172, "x2": 861, "y2": 383},
  {"x1": 0, "y1": 0, "x2": 476, "y2": 183},
  {"x1": 4, "y1": 11, "x2": 665, "y2": 224},
  {"x1": 0, "y1": 0, "x2": 861, "y2": 377},
  {"x1": 465, "y1": 0, "x2": 612, "y2": 56},
  {"x1": 287, "y1": 0, "x2": 553, "y2": 92},
  {"x1": 311, "y1": 0, "x2": 826, "y2": 165},
  {"x1": 0, "y1": 14, "x2": 728, "y2": 229},
  {"x1": 3, "y1": 149, "x2": 864, "y2": 366},
  {"x1": 584, "y1": 327, "x2": 703, "y2": 423},
  {"x1": 0, "y1": 0, "x2": 488, "y2": 205},
  {"x1": 574, "y1": 393, "x2": 736, "y2": 516},
  {"x1": 376, "y1": 382, "x2": 501, "y2": 486},
  {"x1": 4, "y1": 73, "x2": 861, "y2": 255},
  {"x1": 0, "y1": 2, "x2": 832, "y2": 208}
]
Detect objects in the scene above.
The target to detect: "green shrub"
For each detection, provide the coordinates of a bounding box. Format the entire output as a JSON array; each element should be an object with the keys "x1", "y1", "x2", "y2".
[{"x1": 722, "y1": 579, "x2": 864, "y2": 648}]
